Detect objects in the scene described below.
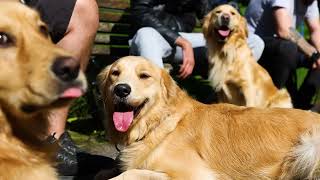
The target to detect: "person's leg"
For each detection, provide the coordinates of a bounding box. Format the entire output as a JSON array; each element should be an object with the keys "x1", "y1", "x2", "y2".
[
  {"x1": 172, "y1": 32, "x2": 206, "y2": 62},
  {"x1": 295, "y1": 69, "x2": 320, "y2": 109},
  {"x1": 129, "y1": 27, "x2": 173, "y2": 68},
  {"x1": 294, "y1": 55, "x2": 320, "y2": 110},
  {"x1": 258, "y1": 37, "x2": 306, "y2": 108},
  {"x1": 258, "y1": 37, "x2": 299, "y2": 89},
  {"x1": 47, "y1": 108, "x2": 69, "y2": 139},
  {"x1": 49, "y1": 0, "x2": 99, "y2": 139},
  {"x1": 247, "y1": 32, "x2": 265, "y2": 61}
]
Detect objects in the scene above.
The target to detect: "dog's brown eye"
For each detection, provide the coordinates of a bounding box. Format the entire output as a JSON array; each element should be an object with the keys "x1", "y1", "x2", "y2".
[
  {"x1": 231, "y1": 12, "x2": 236, "y2": 15},
  {"x1": 0, "y1": 33, "x2": 13, "y2": 47},
  {"x1": 139, "y1": 73, "x2": 151, "y2": 79},
  {"x1": 39, "y1": 25, "x2": 49, "y2": 37},
  {"x1": 111, "y1": 70, "x2": 120, "y2": 76},
  {"x1": 216, "y1": 10, "x2": 222, "y2": 14}
]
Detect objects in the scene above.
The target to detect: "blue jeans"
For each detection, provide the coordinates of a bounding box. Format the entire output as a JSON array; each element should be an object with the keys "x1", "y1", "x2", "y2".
[{"x1": 129, "y1": 27, "x2": 265, "y2": 68}]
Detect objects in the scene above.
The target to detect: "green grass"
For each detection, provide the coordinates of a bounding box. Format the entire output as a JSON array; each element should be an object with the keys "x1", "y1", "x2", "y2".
[{"x1": 296, "y1": 68, "x2": 308, "y2": 88}]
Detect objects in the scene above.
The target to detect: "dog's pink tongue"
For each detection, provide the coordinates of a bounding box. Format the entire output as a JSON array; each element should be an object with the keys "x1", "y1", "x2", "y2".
[
  {"x1": 113, "y1": 111, "x2": 134, "y2": 132},
  {"x1": 218, "y1": 29, "x2": 230, "y2": 37},
  {"x1": 60, "y1": 88, "x2": 83, "y2": 98}
]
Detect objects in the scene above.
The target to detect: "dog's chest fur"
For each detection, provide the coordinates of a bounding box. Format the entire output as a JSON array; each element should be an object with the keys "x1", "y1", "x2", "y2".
[
  {"x1": 0, "y1": 110, "x2": 57, "y2": 179},
  {"x1": 119, "y1": 110, "x2": 183, "y2": 171},
  {"x1": 208, "y1": 43, "x2": 237, "y2": 91}
]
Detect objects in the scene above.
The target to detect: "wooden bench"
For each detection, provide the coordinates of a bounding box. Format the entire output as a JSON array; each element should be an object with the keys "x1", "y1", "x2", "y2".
[{"x1": 91, "y1": 0, "x2": 131, "y2": 65}]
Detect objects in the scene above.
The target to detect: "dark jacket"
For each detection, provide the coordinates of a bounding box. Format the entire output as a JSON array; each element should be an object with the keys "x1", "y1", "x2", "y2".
[{"x1": 131, "y1": 0, "x2": 210, "y2": 46}]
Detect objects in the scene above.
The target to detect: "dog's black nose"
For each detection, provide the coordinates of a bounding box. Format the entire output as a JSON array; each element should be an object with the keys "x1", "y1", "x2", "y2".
[
  {"x1": 221, "y1": 14, "x2": 230, "y2": 24},
  {"x1": 51, "y1": 57, "x2": 80, "y2": 82},
  {"x1": 114, "y1": 84, "x2": 131, "y2": 98}
]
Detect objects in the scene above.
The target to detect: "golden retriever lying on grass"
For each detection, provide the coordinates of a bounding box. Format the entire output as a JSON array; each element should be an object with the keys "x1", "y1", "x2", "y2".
[
  {"x1": 203, "y1": 5, "x2": 292, "y2": 108},
  {"x1": 99, "y1": 56, "x2": 320, "y2": 180},
  {"x1": 0, "y1": 2, "x2": 86, "y2": 179}
]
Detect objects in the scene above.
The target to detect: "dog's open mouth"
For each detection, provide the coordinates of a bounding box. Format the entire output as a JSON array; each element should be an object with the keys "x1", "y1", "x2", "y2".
[
  {"x1": 59, "y1": 86, "x2": 84, "y2": 99},
  {"x1": 215, "y1": 25, "x2": 231, "y2": 41},
  {"x1": 113, "y1": 99, "x2": 148, "y2": 132},
  {"x1": 53, "y1": 86, "x2": 85, "y2": 104},
  {"x1": 21, "y1": 85, "x2": 85, "y2": 113}
]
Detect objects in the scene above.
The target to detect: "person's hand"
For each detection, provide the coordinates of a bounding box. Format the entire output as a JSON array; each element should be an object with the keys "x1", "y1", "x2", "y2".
[
  {"x1": 312, "y1": 58, "x2": 320, "y2": 69},
  {"x1": 175, "y1": 37, "x2": 195, "y2": 79},
  {"x1": 311, "y1": 52, "x2": 320, "y2": 69}
]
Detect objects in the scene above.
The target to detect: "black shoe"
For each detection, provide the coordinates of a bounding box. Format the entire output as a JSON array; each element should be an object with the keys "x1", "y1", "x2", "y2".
[
  {"x1": 55, "y1": 132, "x2": 117, "y2": 178},
  {"x1": 56, "y1": 132, "x2": 78, "y2": 176}
]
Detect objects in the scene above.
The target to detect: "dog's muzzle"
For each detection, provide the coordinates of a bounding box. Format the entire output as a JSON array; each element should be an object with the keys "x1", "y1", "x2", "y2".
[
  {"x1": 220, "y1": 14, "x2": 230, "y2": 26},
  {"x1": 215, "y1": 14, "x2": 232, "y2": 42}
]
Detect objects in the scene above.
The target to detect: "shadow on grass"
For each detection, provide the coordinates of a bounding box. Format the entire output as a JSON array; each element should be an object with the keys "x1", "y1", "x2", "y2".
[{"x1": 175, "y1": 75, "x2": 217, "y2": 104}]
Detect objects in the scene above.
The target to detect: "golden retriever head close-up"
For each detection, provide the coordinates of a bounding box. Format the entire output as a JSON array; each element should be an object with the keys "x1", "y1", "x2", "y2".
[
  {"x1": 98, "y1": 56, "x2": 179, "y2": 144},
  {"x1": 0, "y1": 2, "x2": 86, "y2": 135},
  {"x1": 203, "y1": 4, "x2": 248, "y2": 44}
]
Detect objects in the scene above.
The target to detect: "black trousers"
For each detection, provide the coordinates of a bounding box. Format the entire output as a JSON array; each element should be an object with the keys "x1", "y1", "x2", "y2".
[{"x1": 258, "y1": 37, "x2": 320, "y2": 109}]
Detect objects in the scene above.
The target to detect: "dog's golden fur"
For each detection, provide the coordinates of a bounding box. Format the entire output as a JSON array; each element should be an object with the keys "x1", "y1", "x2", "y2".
[
  {"x1": 0, "y1": 2, "x2": 86, "y2": 179},
  {"x1": 99, "y1": 56, "x2": 320, "y2": 179},
  {"x1": 203, "y1": 5, "x2": 292, "y2": 108}
]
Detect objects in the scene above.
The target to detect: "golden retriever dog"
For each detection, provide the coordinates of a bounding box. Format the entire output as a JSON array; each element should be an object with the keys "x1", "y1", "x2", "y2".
[
  {"x1": 203, "y1": 5, "x2": 292, "y2": 108},
  {"x1": 0, "y1": 2, "x2": 86, "y2": 179},
  {"x1": 98, "y1": 56, "x2": 320, "y2": 180}
]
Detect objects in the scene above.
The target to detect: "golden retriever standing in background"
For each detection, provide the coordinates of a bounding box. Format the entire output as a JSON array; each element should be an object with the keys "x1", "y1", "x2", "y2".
[
  {"x1": 99, "y1": 56, "x2": 320, "y2": 180},
  {"x1": 0, "y1": 2, "x2": 86, "y2": 179},
  {"x1": 203, "y1": 5, "x2": 292, "y2": 108}
]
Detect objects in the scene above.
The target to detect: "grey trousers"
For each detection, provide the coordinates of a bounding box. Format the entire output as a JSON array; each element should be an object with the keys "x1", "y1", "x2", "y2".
[{"x1": 129, "y1": 27, "x2": 265, "y2": 68}]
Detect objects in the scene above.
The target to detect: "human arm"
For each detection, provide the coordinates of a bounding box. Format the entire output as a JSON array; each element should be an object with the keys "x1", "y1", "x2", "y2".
[
  {"x1": 273, "y1": 7, "x2": 293, "y2": 39},
  {"x1": 175, "y1": 37, "x2": 195, "y2": 79},
  {"x1": 273, "y1": 5, "x2": 320, "y2": 69},
  {"x1": 57, "y1": 0, "x2": 99, "y2": 70},
  {"x1": 273, "y1": 7, "x2": 315, "y2": 56},
  {"x1": 306, "y1": 18, "x2": 320, "y2": 68}
]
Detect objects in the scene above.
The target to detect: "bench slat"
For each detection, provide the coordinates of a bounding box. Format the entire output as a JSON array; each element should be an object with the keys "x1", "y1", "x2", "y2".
[
  {"x1": 98, "y1": 22, "x2": 131, "y2": 34},
  {"x1": 97, "y1": 0, "x2": 130, "y2": 9},
  {"x1": 92, "y1": 44, "x2": 109, "y2": 55},
  {"x1": 95, "y1": 33, "x2": 130, "y2": 45},
  {"x1": 92, "y1": 45, "x2": 129, "y2": 56},
  {"x1": 99, "y1": 10, "x2": 130, "y2": 23}
]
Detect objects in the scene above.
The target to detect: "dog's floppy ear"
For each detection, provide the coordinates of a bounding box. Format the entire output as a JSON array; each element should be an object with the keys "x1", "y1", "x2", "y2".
[
  {"x1": 160, "y1": 69, "x2": 178, "y2": 102},
  {"x1": 202, "y1": 11, "x2": 214, "y2": 40},
  {"x1": 97, "y1": 65, "x2": 111, "y2": 101},
  {"x1": 238, "y1": 16, "x2": 248, "y2": 38}
]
